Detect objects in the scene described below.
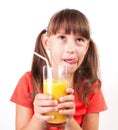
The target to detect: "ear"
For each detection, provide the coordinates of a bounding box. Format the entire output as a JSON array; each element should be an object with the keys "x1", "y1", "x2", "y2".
[{"x1": 41, "y1": 34, "x2": 49, "y2": 50}]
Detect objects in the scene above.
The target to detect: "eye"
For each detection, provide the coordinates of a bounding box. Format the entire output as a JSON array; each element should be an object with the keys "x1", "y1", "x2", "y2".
[
  {"x1": 58, "y1": 35, "x2": 66, "y2": 40},
  {"x1": 77, "y1": 37, "x2": 84, "y2": 42},
  {"x1": 76, "y1": 37, "x2": 85, "y2": 46}
]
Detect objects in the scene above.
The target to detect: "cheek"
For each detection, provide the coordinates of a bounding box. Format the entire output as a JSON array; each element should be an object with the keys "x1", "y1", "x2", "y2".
[
  {"x1": 78, "y1": 50, "x2": 87, "y2": 64},
  {"x1": 50, "y1": 49, "x2": 62, "y2": 63},
  {"x1": 50, "y1": 43, "x2": 63, "y2": 56}
]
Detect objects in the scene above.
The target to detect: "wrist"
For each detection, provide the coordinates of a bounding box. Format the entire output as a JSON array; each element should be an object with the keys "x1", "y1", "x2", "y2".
[
  {"x1": 33, "y1": 114, "x2": 44, "y2": 125},
  {"x1": 65, "y1": 118, "x2": 73, "y2": 127},
  {"x1": 65, "y1": 118, "x2": 82, "y2": 130}
]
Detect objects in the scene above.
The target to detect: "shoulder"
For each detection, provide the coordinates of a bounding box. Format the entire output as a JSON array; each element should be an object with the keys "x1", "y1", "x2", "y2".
[
  {"x1": 17, "y1": 71, "x2": 33, "y2": 92},
  {"x1": 20, "y1": 71, "x2": 32, "y2": 81},
  {"x1": 18, "y1": 71, "x2": 32, "y2": 86},
  {"x1": 12, "y1": 71, "x2": 32, "y2": 92},
  {"x1": 87, "y1": 87, "x2": 108, "y2": 113},
  {"x1": 10, "y1": 71, "x2": 33, "y2": 108}
]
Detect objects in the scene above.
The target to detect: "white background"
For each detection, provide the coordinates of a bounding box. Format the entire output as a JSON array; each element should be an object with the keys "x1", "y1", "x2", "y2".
[{"x1": 0, "y1": 0, "x2": 118, "y2": 130}]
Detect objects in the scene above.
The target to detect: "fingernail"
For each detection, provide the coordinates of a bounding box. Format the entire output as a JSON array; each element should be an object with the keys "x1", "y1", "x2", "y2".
[
  {"x1": 49, "y1": 96, "x2": 52, "y2": 99},
  {"x1": 57, "y1": 104, "x2": 62, "y2": 108},
  {"x1": 51, "y1": 115, "x2": 55, "y2": 119},
  {"x1": 59, "y1": 110, "x2": 64, "y2": 114},
  {"x1": 54, "y1": 100, "x2": 58, "y2": 105},
  {"x1": 54, "y1": 107, "x2": 58, "y2": 111},
  {"x1": 59, "y1": 97, "x2": 63, "y2": 102},
  {"x1": 66, "y1": 118, "x2": 69, "y2": 122}
]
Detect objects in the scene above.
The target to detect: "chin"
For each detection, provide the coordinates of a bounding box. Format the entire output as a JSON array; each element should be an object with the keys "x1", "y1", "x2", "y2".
[{"x1": 67, "y1": 65, "x2": 78, "y2": 74}]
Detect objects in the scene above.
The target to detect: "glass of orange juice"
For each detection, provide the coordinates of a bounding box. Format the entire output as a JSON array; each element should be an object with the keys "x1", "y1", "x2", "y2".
[{"x1": 43, "y1": 65, "x2": 68, "y2": 129}]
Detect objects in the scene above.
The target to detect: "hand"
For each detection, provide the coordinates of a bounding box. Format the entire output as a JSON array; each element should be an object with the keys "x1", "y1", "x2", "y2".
[
  {"x1": 33, "y1": 93, "x2": 58, "y2": 122},
  {"x1": 57, "y1": 88, "x2": 75, "y2": 121}
]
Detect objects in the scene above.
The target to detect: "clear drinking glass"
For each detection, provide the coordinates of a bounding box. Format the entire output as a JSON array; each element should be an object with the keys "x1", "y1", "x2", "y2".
[{"x1": 43, "y1": 65, "x2": 68, "y2": 130}]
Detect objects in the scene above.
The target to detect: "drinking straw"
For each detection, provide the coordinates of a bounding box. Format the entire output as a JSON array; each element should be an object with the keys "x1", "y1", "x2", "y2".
[{"x1": 33, "y1": 52, "x2": 49, "y2": 66}]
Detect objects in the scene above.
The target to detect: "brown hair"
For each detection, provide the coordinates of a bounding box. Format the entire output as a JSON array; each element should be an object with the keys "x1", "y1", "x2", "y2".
[{"x1": 31, "y1": 8, "x2": 101, "y2": 103}]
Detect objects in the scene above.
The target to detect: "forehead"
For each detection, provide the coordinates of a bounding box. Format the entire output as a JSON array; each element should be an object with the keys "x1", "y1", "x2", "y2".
[
  {"x1": 55, "y1": 29, "x2": 81, "y2": 37},
  {"x1": 48, "y1": 18, "x2": 90, "y2": 39},
  {"x1": 48, "y1": 21, "x2": 81, "y2": 35}
]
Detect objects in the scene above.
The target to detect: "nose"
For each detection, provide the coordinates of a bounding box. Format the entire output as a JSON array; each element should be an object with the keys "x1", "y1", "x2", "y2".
[
  {"x1": 66, "y1": 48, "x2": 75, "y2": 54},
  {"x1": 65, "y1": 40, "x2": 76, "y2": 54}
]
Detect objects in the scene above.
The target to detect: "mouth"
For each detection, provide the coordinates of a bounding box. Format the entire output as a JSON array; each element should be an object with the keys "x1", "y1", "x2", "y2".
[{"x1": 64, "y1": 58, "x2": 78, "y2": 64}]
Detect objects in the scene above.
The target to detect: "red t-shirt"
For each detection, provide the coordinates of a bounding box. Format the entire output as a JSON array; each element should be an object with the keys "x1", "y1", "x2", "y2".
[{"x1": 10, "y1": 72, "x2": 107, "y2": 128}]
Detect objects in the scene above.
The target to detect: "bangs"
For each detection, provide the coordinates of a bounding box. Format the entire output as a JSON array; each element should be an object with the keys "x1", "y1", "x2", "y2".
[{"x1": 47, "y1": 9, "x2": 90, "y2": 40}]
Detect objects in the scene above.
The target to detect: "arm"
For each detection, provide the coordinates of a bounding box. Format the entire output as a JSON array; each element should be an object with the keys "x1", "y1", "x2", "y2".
[
  {"x1": 62, "y1": 87, "x2": 99, "y2": 130},
  {"x1": 57, "y1": 88, "x2": 83, "y2": 130},
  {"x1": 15, "y1": 93, "x2": 58, "y2": 130},
  {"x1": 82, "y1": 113, "x2": 99, "y2": 130},
  {"x1": 65, "y1": 117, "x2": 83, "y2": 130},
  {"x1": 16, "y1": 105, "x2": 44, "y2": 130},
  {"x1": 65, "y1": 113, "x2": 99, "y2": 130}
]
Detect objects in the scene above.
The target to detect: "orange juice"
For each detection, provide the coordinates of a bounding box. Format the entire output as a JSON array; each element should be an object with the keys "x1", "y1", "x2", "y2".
[{"x1": 43, "y1": 79, "x2": 67, "y2": 124}]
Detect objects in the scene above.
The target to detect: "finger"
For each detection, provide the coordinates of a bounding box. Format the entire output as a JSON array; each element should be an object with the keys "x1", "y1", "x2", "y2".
[
  {"x1": 35, "y1": 93, "x2": 52, "y2": 100},
  {"x1": 34, "y1": 113, "x2": 54, "y2": 121},
  {"x1": 59, "y1": 109, "x2": 75, "y2": 116},
  {"x1": 37, "y1": 106, "x2": 58, "y2": 114},
  {"x1": 59, "y1": 95, "x2": 74, "y2": 102},
  {"x1": 57, "y1": 102, "x2": 75, "y2": 109},
  {"x1": 66, "y1": 88, "x2": 74, "y2": 94},
  {"x1": 34, "y1": 99, "x2": 58, "y2": 107}
]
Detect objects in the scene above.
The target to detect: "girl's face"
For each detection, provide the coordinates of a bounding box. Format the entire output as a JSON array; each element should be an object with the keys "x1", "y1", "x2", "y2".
[{"x1": 43, "y1": 30, "x2": 89, "y2": 74}]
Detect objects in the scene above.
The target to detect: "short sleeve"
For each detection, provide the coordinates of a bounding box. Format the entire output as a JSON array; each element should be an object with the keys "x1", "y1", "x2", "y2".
[
  {"x1": 86, "y1": 89, "x2": 107, "y2": 113},
  {"x1": 10, "y1": 72, "x2": 33, "y2": 109}
]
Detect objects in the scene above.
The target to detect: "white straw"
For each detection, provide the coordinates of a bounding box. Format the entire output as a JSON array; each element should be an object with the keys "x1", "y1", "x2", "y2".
[{"x1": 33, "y1": 52, "x2": 49, "y2": 66}]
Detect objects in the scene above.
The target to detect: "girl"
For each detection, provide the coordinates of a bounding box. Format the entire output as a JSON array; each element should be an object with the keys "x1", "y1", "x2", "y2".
[{"x1": 11, "y1": 8, "x2": 107, "y2": 130}]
